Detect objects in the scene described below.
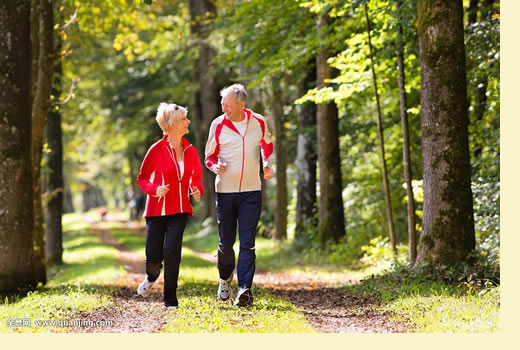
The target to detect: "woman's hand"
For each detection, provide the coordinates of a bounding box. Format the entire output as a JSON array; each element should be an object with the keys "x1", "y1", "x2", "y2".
[
  {"x1": 156, "y1": 184, "x2": 170, "y2": 197},
  {"x1": 191, "y1": 186, "x2": 201, "y2": 202}
]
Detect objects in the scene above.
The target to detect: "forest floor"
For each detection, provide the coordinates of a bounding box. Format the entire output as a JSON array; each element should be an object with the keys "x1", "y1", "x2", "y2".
[{"x1": 71, "y1": 217, "x2": 412, "y2": 333}]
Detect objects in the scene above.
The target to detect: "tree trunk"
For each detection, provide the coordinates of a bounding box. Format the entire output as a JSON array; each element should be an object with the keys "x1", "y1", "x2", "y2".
[
  {"x1": 364, "y1": 3, "x2": 397, "y2": 253},
  {"x1": 395, "y1": 0, "x2": 417, "y2": 264},
  {"x1": 295, "y1": 64, "x2": 317, "y2": 240},
  {"x1": 271, "y1": 79, "x2": 287, "y2": 240},
  {"x1": 316, "y1": 13, "x2": 346, "y2": 244},
  {"x1": 0, "y1": 0, "x2": 37, "y2": 293},
  {"x1": 416, "y1": 0, "x2": 475, "y2": 266},
  {"x1": 44, "y1": 39, "x2": 63, "y2": 266},
  {"x1": 189, "y1": 0, "x2": 218, "y2": 222},
  {"x1": 31, "y1": 0, "x2": 54, "y2": 285},
  {"x1": 63, "y1": 181, "x2": 74, "y2": 213},
  {"x1": 467, "y1": 0, "x2": 479, "y2": 25}
]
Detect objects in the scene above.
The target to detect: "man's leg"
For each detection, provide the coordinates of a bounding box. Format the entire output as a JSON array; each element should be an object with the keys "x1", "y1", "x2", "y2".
[
  {"x1": 236, "y1": 191, "x2": 262, "y2": 289},
  {"x1": 163, "y1": 213, "x2": 188, "y2": 307},
  {"x1": 216, "y1": 192, "x2": 238, "y2": 280}
]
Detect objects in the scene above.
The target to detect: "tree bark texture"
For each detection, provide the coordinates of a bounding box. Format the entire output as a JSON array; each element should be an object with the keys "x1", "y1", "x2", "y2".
[
  {"x1": 364, "y1": 4, "x2": 397, "y2": 252},
  {"x1": 31, "y1": 0, "x2": 54, "y2": 284},
  {"x1": 271, "y1": 79, "x2": 287, "y2": 240},
  {"x1": 395, "y1": 0, "x2": 417, "y2": 264},
  {"x1": 189, "y1": 0, "x2": 218, "y2": 222},
  {"x1": 416, "y1": 0, "x2": 475, "y2": 266},
  {"x1": 0, "y1": 0, "x2": 37, "y2": 293},
  {"x1": 316, "y1": 14, "x2": 346, "y2": 244},
  {"x1": 44, "y1": 44, "x2": 64, "y2": 265},
  {"x1": 295, "y1": 65, "x2": 317, "y2": 239}
]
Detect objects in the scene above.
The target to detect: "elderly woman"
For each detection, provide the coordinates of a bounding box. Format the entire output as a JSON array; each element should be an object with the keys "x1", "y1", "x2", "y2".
[{"x1": 136, "y1": 103, "x2": 204, "y2": 309}]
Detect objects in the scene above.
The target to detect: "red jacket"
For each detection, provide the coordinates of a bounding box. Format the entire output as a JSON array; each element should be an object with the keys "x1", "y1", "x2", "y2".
[{"x1": 137, "y1": 135, "x2": 204, "y2": 217}]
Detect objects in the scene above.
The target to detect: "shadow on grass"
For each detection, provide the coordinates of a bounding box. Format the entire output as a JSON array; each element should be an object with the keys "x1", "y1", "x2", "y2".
[{"x1": 343, "y1": 267, "x2": 466, "y2": 302}]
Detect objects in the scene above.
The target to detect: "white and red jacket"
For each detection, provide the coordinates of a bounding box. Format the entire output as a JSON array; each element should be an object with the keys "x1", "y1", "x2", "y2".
[
  {"x1": 137, "y1": 135, "x2": 204, "y2": 217},
  {"x1": 205, "y1": 108, "x2": 274, "y2": 193}
]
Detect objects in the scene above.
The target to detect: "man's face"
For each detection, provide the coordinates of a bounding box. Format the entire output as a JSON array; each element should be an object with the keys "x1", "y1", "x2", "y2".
[{"x1": 221, "y1": 94, "x2": 244, "y2": 119}]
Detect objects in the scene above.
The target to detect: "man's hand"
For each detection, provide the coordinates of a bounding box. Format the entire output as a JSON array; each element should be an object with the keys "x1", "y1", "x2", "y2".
[
  {"x1": 191, "y1": 186, "x2": 201, "y2": 202},
  {"x1": 212, "y1": 161, "x2": 227, "y2": 175},
  {"x1": 155, "y1": 184, "x2": 170, "y2": 197},
  {"x1": 263, "y1": 166, "x2": 274, "y2": 181}
]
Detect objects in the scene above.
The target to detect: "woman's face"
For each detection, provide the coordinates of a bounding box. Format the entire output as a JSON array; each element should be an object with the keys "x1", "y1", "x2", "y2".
[{"x1": 171, "y1": 113, "x2": 191, "y2": 135}]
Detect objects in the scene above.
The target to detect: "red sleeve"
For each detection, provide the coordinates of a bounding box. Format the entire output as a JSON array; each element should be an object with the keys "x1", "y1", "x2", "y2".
[
  {"x1": 205, "y1": 120, "x2": 223, "y2": 171},
  {"x1": 136, "y1": 146, "x2": 160, "y2": 196}
]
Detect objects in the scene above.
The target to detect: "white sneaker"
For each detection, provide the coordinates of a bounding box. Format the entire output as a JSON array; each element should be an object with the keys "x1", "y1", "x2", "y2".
[
  {"x1": 137, "y1": 278, "x2": 154, "y2": 297},
  {"x1": 217, "y1": 275, "x2": 233, "y2": 301},
  {"x1": 234, "y1": 287, "x2": 253, "y2": 307},
  {"x1": 166, "y1": 305, "x2": 179, "y2": 310}
]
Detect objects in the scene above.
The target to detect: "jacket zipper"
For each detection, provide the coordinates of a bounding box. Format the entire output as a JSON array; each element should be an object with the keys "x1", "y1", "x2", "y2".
[
  {"x1": 166, "y1": 143, "x2": 192, "y2": 213},
  {"x1": 237, "y1": 115, "x2": 249, "y2": 192}
]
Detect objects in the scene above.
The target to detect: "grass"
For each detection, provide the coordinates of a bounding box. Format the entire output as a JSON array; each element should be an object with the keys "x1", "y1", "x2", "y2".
[
  {"x1": 1, "y1": 211, "x2": 500, "y2": 333},
  {"x1": 1, "y1": 211, "x2": 314, "y2": 333},
  {"x1": 183, "y1": 218, "x2": 500, "y2": 333},
  {"x1": 0, "y1": 212, "x2": 123, "y2": 333},
  {"x1": 163, "y1": 250, "x2": 314, "y2": 332},
  {"x1": 108, "y1": 220, "x2": 315, "y2": 332},
  {"x1": 343, "y1": 266, "x2": 500, "y2": 332}
]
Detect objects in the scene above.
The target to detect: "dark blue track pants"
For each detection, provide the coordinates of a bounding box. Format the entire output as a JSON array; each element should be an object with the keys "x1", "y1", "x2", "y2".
[
  {"x1": 216, "y1": 191, "x2": 262, "y2": 289},
  {"x1": 145, "y1": 213, "x2": 188, "y2": 306}
]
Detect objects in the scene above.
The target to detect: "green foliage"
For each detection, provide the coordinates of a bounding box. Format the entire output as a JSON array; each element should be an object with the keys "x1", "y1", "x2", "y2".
[
  {"x1": 57, "y1": 0, "x2": 500, "y2": 270},
  {"x1": 359, "y1": 236, "x2": 407, "y2": 268}
]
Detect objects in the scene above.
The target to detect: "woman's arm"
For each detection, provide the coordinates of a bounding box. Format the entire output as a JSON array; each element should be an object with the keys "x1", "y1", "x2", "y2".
[{"x1": 136, "y1": 147, "x2": 160, "y2": 196}]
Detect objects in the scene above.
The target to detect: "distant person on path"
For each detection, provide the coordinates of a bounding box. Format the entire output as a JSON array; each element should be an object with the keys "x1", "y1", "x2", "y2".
[
  {"x1": 136, "y1": 103, "x2": 204, "y2": 309},
  {"x1": 205, "y1": 84, "x2": 274, "y2": 307}
]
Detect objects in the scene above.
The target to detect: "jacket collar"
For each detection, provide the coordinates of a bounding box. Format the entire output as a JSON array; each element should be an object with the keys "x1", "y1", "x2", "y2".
[
  {"x1": 223, "y1": 109, "x2": 252, "y2": 134},
  {"x1": 162, "y1": 134, "x2": 192, "y2": 149}
]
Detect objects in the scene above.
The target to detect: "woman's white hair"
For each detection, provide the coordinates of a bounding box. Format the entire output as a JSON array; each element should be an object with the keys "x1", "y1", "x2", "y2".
[
  {"x1": 220, "y1": 83, "x2": 247, "y2": 104},
  {"x1": 155, "y1": 103, "x2": 187, "y2": 132}
]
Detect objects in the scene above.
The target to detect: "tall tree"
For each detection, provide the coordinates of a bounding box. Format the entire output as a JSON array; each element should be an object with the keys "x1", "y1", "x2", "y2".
[
  {"x1": 295, "y1": 64, "x2": 317, "y2": 239},
  {"x1": 43, "y1": 35, "x2": 64, "y2": 265},
  {"x1": 30, "y1": 0, "x2": 54, "y2": 284},
  {"x1": 416, "y1": 0, "x2": 475, "y2": 265},
  {"x1": 189, "y1": 0, "x2": 219, "y2": 222},
  {"x1": 364, "y1": 3, "x2": 397, "y2": 253},
  {"x1": 0, "y1": 0, "x2": 37, "y2": 293},
  {"x1": 316, "y1": 12, "x2": 345, "y2": 244},
  {"x1": 394, "y1": 0, "x2": 417, "y2": 263},
  {"x1": 270, "y1": 78, "x2": 288, "y2": 240}
]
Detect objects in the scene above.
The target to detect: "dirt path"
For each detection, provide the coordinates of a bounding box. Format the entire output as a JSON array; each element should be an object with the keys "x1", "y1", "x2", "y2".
[
  {"x1": 192, "y1": 251, "x2": 412, "y2": 333},
  {"x1": 71, "y1": 222, "x2": 168, "y2": 333},
  {"x1": 77, "y1": 220, "x2": 412, "y2": 333}
]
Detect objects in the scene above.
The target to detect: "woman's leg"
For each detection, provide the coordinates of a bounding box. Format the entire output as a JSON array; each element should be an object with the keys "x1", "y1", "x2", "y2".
[
  {"x1": 163, "y1": 213, "x2": 188, "y2": 306},
  {"x1": 145, "y1": 216, "x2": 167, "y2": 282}
]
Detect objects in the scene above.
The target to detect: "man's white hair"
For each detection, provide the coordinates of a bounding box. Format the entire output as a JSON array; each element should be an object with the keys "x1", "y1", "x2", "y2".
[
  {"x1": 220, "y1": 83, "x2": 247, "y2": 104},
  {"x1": 155, "y1": 103, "x2": 187, "y2": 132}
]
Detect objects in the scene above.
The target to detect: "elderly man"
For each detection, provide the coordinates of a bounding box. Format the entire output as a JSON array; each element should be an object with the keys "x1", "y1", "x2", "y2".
[{"x1": 205, "y1": 84, "x2": 274, "y2": 307}]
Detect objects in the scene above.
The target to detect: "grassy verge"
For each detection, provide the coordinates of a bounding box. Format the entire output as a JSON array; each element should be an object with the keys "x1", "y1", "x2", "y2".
[
  {"x1": 0, "y1": 212, "x2": 125, "y2": 333},
  {"x1": 344, "y1": 267, "x2": 500, "y2": 332},
  {"x1": 184, "y1": 219, "x2": 500, "y2": 333}
]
